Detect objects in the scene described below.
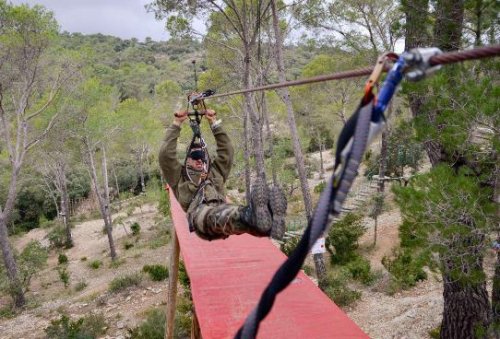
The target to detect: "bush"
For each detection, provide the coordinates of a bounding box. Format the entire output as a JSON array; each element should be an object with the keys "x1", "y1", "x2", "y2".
[
  {"x1": 128, "y1": 308, "x2": 165, "y2": 339},
  {"x1": 45, "y1": 313, "x2": 107, "y2": 339},
  {"x1": 382, "y1": 248, "x2": 428, "y2": 290},
  {"x1": 280, "y1": 236, "x2": 300, "y2": 256},
  {"x1": 158, "y1": 189, "x2": 171, "y2": 217},
  {"x1": 322, "y1": 270, "x2": 361, "y2": 307},
  {"x1": 345, "y1": 256, "x2": 375, "y2": 285},
  {"x1": 47, "y1": 224, "x2": 68, "y2": 249},
  {"x1": 124, "y1": 241, "x2": 134, "y2": 250},
  {"x1": 130, "y1": 222, "x2": 141, "y2": 235},
  {"x1": 109, "y1": 273, "x2": 142, "y2": 293},
  {"x1": 58, "y1": 253, "x2": 68, "y2": 265},
  {"x1": 58, "y1": 267, "x2": 70, "y2": 288},
  {"x1": 88, "y1": 260, "x2": 102, "y2": 269},
  {"x1": 326, "y1": 213, "x2": 366, "y2": 265},
  {"x1": 0, "y1": 241, "x2": 48, "y2": 298},
  {"x1": 74, "y1": 280, "x2": 88, "y2": 292},
  {"x1": 143, "y1": 265, "x2": 169, "y2": 281},
  {"x1": 313, "y1": 181, "x2": 326, "y2": 193}
]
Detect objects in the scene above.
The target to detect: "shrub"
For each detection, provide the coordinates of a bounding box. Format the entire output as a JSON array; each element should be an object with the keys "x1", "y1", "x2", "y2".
[
  {"x1": 88, "y1": 260, "x2": 102, "y2": 269},
  {"x1": 143, "y1": 265, "x2": 169, "y2": 281},
  {"x1": 280, "y1": 236, "x2": 300, "y2": 256},
  {"x1": 58, "y1": 267, "x2": 70, "y2": 288},
  {"x1": 382, "y1": 248, "x2": 428, "y2": 290},
  {"x1": 345, "y1": 256, "x2": 375, "y2": 285},
  {"x1": 322, "y1": 270, "x2": 361, "y2": 307},
  {"x1": 109, "y1": 258, "x2": 126, "y2": 268},
  {"x1": 124, "y1": 241, "x2": 134, "y2": 250},
  {"x1": 158, "y1": 190, "x2": 171, "y2": 217},
  {"x1": 45, "y1": 313, "x2": 107, "y2": 339},
  {"x1": 80, "y1": 257, "x2": 87, "y2": 261},
  {"x1": 130, "y1": 222, "x2": 141, "y2": 235},
  {"x1": 313, "y1": 181, "x2": 326, "y2": 193},
  {"x1": 109, "y1": 273, "x2": 142, "y2": 293},
  {"x1": 58, "y1": 253, "x2": 68, "y2": 265},
  {"x1": 47, "y1": 224, "x2": 67, "y2": 249},
  {"x1": 326, "y1": 213, "x2": 366, "y2": 265},
  {"x1": 0, "y1": 241, "x2": 48, "y2": 298},
  {"x1": 74, "y1": 280, "x2": 88, "y2": 292},
  {"x1": 128, "y1": 308, "x2": 165, "y2": 339}
]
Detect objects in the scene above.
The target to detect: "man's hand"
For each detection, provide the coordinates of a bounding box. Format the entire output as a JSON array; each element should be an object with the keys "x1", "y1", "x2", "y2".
[
  {"x1": 204, "y1": 109, "x2": 217, "y2": 124},
  {"x1": 173, "y1": 110, "x2": 188, "y2": 126}
]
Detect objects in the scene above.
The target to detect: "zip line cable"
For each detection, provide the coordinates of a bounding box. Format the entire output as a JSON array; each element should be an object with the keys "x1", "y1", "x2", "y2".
[
  {"x1": 207, "y1": 45, "x2": 500, "y2": 100},
  {"x1": 227, "y1": 45, "x2": 500, "y2": 339}
]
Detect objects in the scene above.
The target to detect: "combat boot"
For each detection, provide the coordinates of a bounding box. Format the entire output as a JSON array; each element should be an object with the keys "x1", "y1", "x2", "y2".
[
  {"x1": 268, "y1": 185, "x2": 287, "y2": 240},
  {"x1": 239, "y1": 178, "x2": 272, "y2": 236}
]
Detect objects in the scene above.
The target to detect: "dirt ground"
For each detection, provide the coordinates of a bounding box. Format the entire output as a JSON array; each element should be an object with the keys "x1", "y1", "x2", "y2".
[{"x1": 1, "y1": 190, "x2": 497, "y2": 338}]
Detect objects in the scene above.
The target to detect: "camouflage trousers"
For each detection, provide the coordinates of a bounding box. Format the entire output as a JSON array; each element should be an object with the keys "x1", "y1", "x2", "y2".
[{"x1": 186, "y1": 191, "x2": 264, "y2": 241}]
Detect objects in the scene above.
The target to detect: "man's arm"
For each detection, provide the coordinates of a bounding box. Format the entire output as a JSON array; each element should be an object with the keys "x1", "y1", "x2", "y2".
[
  {"x1": 158, "y1": 112, "x2": 187, "y2": 188},
  {"x1": 206, "y1": 110, "x2": 234, "y2": 181}
]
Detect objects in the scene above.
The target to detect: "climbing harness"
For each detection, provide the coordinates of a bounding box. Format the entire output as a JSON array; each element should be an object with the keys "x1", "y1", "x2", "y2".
[
  {"x1": 234, "y1": 45, "x2": 500, "y2": 339},
  {"x1": 181, "y1": 89, "x2": 216, "y2": 184}
]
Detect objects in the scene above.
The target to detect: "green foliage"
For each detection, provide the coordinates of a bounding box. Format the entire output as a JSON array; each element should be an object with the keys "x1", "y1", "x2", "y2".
[
  {"x1": 313, "y1": 181, "x2": 326, "y2": 193},
  {"x1": 58, "y1": 253, "x2": 68, "y2": 265},
  {"x1": 88, "y1": 260, "x2": 102, "y2": 270},
  {"x1": 47, "y1": 224, "x2": 68, "y2": 249},
  {"x1": 326, "y1": 213, "x2": 366, "y2": 265},
  {"x1": 130, "y1": 222, "x2": 141, "y2": 235},
  {"x1": 123, "y1": 241, "x2": 134, "y2": 250},
  {"x1": 0, "y1": 241, "x2": 48, "y2": 297},
  {"x1": 322, "y1": 270, "x2": 361, "y2": 307},
  {"x1": 58, "y1": 267, "x2": 70, "y2": 288},
  {"x1": 178, "y1": 261, "x2": 190, "y2": 296},
  {"x1": 394, "y1": 165, "x2": 495, "y2": 285},
  {"x1": 158, "y1": 190, "x2": 171, "y2": 217},
  {"x1": 44, "y1": 313, "x2": 107, "y2": 339},
  {"x1": 74, "y1": 280, "x2": 88, "y2": 292},
  {"x1": 128, "y1": 308, "x2": 165, "y2": 339},
  {"x1": 108, "y1": 273, "x2": 142, "y2": 293},
  {"x1": 143, "y1": 265, "x2": 169, "y2": 281},
  {"x1": 307, "y1": 126, "x2": 334, "y2": 153},
  {"x1": 280, "y1": 236, "x2": 300, "y2": 256},
  {"x1": 345, "y1": 256, "x2": 375, "y2": 285},
  {"x1": 382, "y1": 248, "x2": 428, "y2": 291},
  {"x1": 364, "y1": 122, "x2": 423, "y2": 179},
  {"x1": 429, "y1": 326, "x2": 441, "y2": 339}
]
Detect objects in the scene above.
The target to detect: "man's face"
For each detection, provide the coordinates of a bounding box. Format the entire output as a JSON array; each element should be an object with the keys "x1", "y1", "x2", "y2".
[{"x1": 187, "y1": 149, "x2": 205, "y2": 171}]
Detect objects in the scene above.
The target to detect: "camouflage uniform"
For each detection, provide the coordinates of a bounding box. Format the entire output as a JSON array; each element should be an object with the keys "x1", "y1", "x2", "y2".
[{"x1": 159, "y1": 122, "x2": 265, "y2": 240}]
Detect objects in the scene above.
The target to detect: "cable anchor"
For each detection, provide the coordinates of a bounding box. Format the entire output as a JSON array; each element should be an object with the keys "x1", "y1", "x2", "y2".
[{"x1": 403, "y1": 47, "x2": 443, "y2": 81}]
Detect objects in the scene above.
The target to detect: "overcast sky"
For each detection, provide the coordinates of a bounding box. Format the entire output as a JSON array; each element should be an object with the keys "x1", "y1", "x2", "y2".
[{"x1": 10, "y1": 0, "x2": 173, "y2": 41}]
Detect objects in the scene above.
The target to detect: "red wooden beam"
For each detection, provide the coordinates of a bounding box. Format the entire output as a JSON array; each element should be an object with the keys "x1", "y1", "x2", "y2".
[{"x1": 169, "y1": 189, "x2": 368, "y2": 338}]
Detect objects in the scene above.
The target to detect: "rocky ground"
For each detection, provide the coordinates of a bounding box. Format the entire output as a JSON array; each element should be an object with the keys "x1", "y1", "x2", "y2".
[{"x1": 1, "y1": 167, "x2": 497, "y2": 338}]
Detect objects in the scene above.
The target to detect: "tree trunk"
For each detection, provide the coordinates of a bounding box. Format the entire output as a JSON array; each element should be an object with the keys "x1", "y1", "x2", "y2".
[
  {"x1": 373, "y1": 217, "x2": 378, "y2": 246},
  {"x1": 441, "y1": 267, "x2": 491, "y2": 338},
  {"x1": 61, "y1": 168, "x2": 72, "y2": 248},
  {"x1": 242, "y1": 106, "x2": 252, "y2": 204},
  {"x1": 271, "y1": 0, "x2": 326, "y2": 285},
  {"x1": 261, "y1": 92, "x2": 278, "y2": 186},
  {"x1": 139, "y1": 145, "x2": 146, "y2": 193},
  {"x1": 86, "y1": 142, "x2": 117, "y2": 260},
  {"x1": 0, "y1": 166, "x2": 25, "y2": 307},
  {"x1": 492, "y1": 152, "x2": 500, "y2": 335},
  {"x1": 378, "y1": 130, "x2": 388, "y2": 192},
  {"x1": 318, "y1": 133, "x2": 325, "y2": 179}
]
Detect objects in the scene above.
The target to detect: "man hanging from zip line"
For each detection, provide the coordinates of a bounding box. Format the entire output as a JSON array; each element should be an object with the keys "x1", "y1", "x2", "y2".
[{"x1": 159, "y1": 107, "x2": 287, "y2": 241}]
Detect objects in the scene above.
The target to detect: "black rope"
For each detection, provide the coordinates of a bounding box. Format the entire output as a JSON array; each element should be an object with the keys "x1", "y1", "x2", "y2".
[{"x1": 235, "y1": 95, "x2": 375, "y2": 338}]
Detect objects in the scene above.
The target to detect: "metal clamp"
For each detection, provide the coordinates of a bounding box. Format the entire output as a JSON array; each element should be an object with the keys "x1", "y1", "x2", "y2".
[{"x1": 403, "y1": 47, "x2": 443, "y2": 81}]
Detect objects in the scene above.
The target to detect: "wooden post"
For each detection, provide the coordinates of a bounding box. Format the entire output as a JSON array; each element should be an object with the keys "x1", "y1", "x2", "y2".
[
  {"x1": 191, "y1": 310, "x2": 201, "y2": 339},
  {"x1": 165, "y1": 228, "x2": 180, "y2": 339}
]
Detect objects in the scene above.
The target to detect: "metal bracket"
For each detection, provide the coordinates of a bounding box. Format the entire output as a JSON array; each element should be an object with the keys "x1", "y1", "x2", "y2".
[{"x1": 403, "y1": 47, "x2": 443, "y2": 81}]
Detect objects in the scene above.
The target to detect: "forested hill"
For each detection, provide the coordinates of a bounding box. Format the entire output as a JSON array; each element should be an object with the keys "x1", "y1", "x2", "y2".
[
  {"x1": 58, "y1": 33, "x2": 203, "y2": 100},
  {"x1": 0, "y1": 1, "x2": 498, "y2": 338}
]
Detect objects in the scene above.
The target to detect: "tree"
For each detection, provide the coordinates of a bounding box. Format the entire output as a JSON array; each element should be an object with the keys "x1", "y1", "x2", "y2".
[
  {"x1": 0, "y1": 2, "x2": 76, "y2": 307},
  {"x1": 75, "y1": 78, "x2": 118, "y2": 261},
  {"x1": 402, "y1": 0, "x2": 499, "y2": 336}
]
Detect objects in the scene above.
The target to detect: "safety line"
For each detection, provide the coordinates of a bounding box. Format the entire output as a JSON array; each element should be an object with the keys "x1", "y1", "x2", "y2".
[{"x1": 209, "y1": 45, "x2": 500, "y2": 99}]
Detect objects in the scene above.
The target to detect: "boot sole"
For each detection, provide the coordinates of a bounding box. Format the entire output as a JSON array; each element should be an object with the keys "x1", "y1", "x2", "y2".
[
  {"x1": 269, "y1": 185, "x2": 287, "y2": 240},
  {"x1": 251, "y1": 178, "x2": 272, "y2": 235}
]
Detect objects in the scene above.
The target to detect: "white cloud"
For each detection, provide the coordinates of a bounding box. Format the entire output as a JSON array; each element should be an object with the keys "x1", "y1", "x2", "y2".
[{"x1": 10, "y1": 0, "x2": 170, "y2": 41}]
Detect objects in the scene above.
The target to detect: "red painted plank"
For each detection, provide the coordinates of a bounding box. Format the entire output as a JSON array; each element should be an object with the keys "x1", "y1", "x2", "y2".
[{"x1": 169, "y1": 189, "x2": 368, "y2": 339}]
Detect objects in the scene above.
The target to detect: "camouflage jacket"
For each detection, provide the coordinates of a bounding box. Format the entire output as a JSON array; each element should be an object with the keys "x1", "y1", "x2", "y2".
[{"x1": 159, "y1": 123, "x2": 234, "y2": 211}]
